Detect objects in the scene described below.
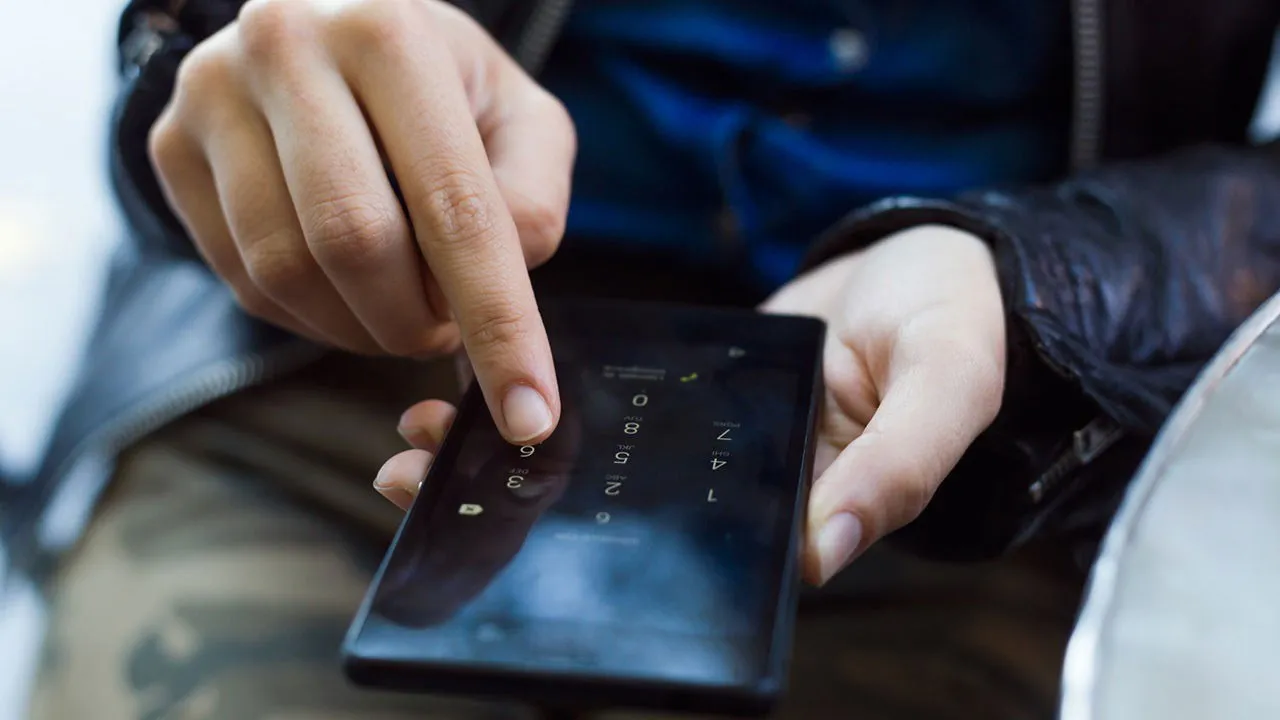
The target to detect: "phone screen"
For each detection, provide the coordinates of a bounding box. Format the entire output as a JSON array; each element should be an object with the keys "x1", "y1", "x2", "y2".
[{"x1": 348, "y1": 302, "x2": 824, "y2": 691}]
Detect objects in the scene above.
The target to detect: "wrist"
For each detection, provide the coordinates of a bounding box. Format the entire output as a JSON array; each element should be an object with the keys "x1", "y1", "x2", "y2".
[
  {"x1": 880, "y1": 223, "x2": 995, "y2": 261},
  {"x1": 800, "y1": 197, "x2": 1010, "y2": 277}
]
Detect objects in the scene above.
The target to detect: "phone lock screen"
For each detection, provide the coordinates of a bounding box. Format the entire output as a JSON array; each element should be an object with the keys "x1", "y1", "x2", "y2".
[{"x1": 343, "y1": 301, "x2": 825, "y2": 715}]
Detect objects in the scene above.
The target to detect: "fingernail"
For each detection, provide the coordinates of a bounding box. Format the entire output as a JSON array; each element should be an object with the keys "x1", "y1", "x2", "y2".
[
  {"x1": 373, "y1": 464, "x2": 395, "y2": 490},
  {"x1": 379, "y1": 487, "x2": 416, "y2": 511},
  {"x1": 396, "y1": 418, "x2": 433, "y2": 449},
  {"x1": 816, "y1": 513, "x2": 863, "y2": 585},
  {"x1": 502, "y1": 385, "x2": 553, "y2": 443}
]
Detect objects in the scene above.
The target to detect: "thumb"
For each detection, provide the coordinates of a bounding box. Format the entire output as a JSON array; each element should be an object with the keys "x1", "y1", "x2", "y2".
[{"x1": 805, "y1": 327, "x2": 1004, "y2": 585}]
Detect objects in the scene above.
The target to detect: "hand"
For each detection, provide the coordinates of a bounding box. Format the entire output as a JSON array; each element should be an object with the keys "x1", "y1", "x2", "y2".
[
  {"x1": 764, "y1": 225, "x2": 1006, "y2": 584},
  {"x1": 374, "y1": 403, "x2": 582, "y2": 627},
  {"x1": 375, "y1": 225, "x2": 1005, "y2": 588},
  {"x1": 149, "y1": 0, "x2": 575, "y2": 443}
]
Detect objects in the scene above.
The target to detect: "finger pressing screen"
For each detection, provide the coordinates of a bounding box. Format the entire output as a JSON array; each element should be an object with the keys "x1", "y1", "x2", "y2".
[{"x1": 337, "y1": 4, "x2": 559, "y2": 444}]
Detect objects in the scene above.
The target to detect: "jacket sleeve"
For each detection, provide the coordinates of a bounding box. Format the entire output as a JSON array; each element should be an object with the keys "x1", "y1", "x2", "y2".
[{"x1": 801, "y1": 142, "x2": 1280, "y2": 561}]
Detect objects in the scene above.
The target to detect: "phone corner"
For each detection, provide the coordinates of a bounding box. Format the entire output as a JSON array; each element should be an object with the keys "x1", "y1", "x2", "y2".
[
  {"x1": 802, "y1": 313, "x2": 828, "y2": 334},
  {"x1": 738, "y1": 679, "x2": 785, "y2": 718},
  {"x1": 337, "y1": 647, "x2": 368, "y2": 688}
]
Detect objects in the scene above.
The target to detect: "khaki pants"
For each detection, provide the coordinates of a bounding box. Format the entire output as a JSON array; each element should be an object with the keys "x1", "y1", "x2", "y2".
[{"x1": 28, "y1": 351, "x2": 1083, "y2": 720}]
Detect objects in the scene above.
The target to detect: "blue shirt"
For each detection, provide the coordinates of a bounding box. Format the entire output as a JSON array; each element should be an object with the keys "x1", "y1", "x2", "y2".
[{"x1": 538, "y1": 0, "x2": 1071, "y2": 290}]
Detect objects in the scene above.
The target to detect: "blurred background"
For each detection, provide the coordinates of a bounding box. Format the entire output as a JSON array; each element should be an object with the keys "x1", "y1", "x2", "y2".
[
  {"x1": 0, "y1": 3, "x2": 124, "y2": 710},
  {"x1": 1, "y1": 1, "x2": 125, "y2": 483}
]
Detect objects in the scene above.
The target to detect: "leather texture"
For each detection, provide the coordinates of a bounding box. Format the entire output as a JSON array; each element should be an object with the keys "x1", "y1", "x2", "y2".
[{"x1": 5, "y1": 0, "x2": 1280, "y2": 601}]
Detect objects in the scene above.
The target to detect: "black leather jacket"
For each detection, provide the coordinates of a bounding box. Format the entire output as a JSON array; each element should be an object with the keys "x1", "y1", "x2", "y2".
[{"x1": 4, "y1": 0, "x2": 1280, "y2": 582}]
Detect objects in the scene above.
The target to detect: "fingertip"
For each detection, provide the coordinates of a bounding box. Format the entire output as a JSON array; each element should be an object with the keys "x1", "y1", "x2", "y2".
[
  {"x1": 397, "y1": 400, "x2": 458, "y2": 450},
  {"x1": 800, "y1": 546, "x2": 826, "y2": 587},
  {"x1": 374, "y1": 449, "x2": 435, "y2": 501},
  {"x1": 455, "y1": 310, "x2": 560, "y2": 445},
  {"x1": 810, "y1": 511, "x2": 864, "y2": 586},
  {"x1": 376, "y1": 486, "x2": 417, "y2": 511},
  {"x1": 499, "y1": 383, "x2": 558, "y2": 444}
]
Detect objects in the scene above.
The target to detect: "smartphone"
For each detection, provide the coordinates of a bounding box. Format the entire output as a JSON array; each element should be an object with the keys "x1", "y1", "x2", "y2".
[{"x1": 342, "y1": 300, "x2": 825, "y2": 716}]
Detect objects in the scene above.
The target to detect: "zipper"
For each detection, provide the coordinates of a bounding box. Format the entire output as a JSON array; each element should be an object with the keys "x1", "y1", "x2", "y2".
[
  {"x1": 1028, "y1": 415, "x2": 1124, "y2": 504},
  {"x1": 514, "y1": 0, "x2": 575, "y2": 74},
  {"x1": 32, "y1": 341, "x2": 326, "y2": 553},
  {"x1": 1070, "y1": 0, "x2": 1105, "y2": 170}
]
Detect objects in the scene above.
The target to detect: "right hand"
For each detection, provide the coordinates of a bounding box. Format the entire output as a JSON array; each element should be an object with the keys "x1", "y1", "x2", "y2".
[{"x1": 149, "y1": 0, "x2": 576, "y2": 443}]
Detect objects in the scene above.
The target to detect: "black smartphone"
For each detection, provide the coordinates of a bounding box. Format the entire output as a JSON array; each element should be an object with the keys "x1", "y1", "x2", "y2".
[{"x1": 342, "y1": 300, "x2": 825, "y2": 716}]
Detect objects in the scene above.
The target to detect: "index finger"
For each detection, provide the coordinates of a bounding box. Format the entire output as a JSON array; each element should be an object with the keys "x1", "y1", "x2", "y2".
[{"x1": 335, "y1": 2, "x2": 559, "y2": 444}]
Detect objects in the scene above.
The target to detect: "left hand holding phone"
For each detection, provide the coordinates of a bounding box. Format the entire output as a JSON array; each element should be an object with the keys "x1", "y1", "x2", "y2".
[{"x1": 761, "y1": 225, "x2": 1006, "y2": 585}]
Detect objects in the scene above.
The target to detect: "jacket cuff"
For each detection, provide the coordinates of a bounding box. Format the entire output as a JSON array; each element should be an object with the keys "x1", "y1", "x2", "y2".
[
  {"x1": 112, "y1": 28, "x2": 203, "y2": 260},
  {"x1": 114, "y1": 0, "x2": 246, "y2": 260}
]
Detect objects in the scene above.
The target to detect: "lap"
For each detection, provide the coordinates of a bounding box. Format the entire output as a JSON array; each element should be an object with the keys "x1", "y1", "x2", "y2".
[
  {"x1": 32, "y1": 435, "x2": 501, "y2": 720},
  {"x1": 31, "y1": 355, "x2": 1083, "y2": 720}
]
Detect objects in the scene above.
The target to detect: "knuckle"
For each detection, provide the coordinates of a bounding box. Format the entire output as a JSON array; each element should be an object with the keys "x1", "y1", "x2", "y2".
[
  {"x1": 242, "y1": 237, "x2": 315, "y2": 302},
  {"x1": 305, "y1": 193, "x2": 402, "y2": 272},
  {"x1": 512, "y1": 91, "x2": 575, "y2": 268},
  {"x1": 538, "y1": 89, "x2": 578, "y2": 147},
  {"x1": 333, "y1": 0, "x2": 420, "y2": 55},
  {"x1": 146, "y1": 111, "x2": 184, "y2": 176},
  {"x1": 512, "y1": 197, "x2": 566, "y2": 267},
  {"x1": 463, "y1": 302, "x2": 528, "y2": 354},
  {"x1": 420, "y1": 167, "x2": 501, "y2": 249},
  {"x1": 173, "y1": 41, "x2": 232, "y2": 100},
  {"x1": 238, "y1": 0, "x2": 316, "y2": 62}
]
